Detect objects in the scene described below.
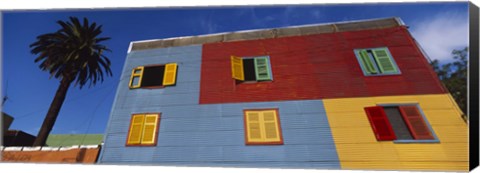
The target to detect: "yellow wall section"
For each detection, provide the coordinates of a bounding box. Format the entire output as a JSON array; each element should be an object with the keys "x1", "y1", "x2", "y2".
[{"x1": 323, "y1": 94, "x2": 468, "y2": 171}]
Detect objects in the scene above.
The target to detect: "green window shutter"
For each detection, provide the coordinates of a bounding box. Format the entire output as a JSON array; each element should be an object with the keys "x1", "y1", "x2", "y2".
[
  {"x1": 254, "y1": 57, "x2": 272, "y2": 81},
  {"x1": 372, "y1": 48, "x2": 398, "y2": 73},
  {"x1": 359, "y1": 50, "x2": 377, "y2": 74}
]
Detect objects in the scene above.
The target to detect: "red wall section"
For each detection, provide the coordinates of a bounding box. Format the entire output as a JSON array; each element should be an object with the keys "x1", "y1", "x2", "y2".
[{"x1": 199, "y1": 26, "x2": 447, "y2": 104}]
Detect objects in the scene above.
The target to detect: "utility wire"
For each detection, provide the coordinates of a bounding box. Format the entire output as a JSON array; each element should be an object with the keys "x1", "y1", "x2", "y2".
[
  {"x1": 56, "y1": 88, "x2": 114, "y2": 147},
  {"x1": 80, "y1": 88, "x2": 115, "y2": 145}
]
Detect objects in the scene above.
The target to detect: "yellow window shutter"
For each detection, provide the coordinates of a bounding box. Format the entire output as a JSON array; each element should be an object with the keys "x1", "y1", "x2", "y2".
[
  {"x1": 141, "y1": 114, "x2": 159, "y2": 144},
  {"x1": 246, "y1": 111, "x2": 263, "y2": 142},
  {"x1": 262, "y1": 110, "x2": 281, "y2": 142},
  {"x1": 231, "y1": 56, "x2": 245, "y2": 81},
  {"x1": 127, "y1": 114, "x2": 145, "y2": 145},
  {"x1": 163, "y1": 63, "x2": 178, "y2": 86},
  {"x1": 129, "y1": 66, "x2": 144, "y2": 88}
]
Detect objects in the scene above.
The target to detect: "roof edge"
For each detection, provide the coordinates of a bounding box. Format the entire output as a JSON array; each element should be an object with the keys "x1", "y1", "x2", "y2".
[{"x1": 130, "y1": 17, "x2": 405, "y2": 51}]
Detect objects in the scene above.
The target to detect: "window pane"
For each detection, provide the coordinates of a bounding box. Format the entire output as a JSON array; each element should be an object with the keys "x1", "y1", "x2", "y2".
[
  {"x1": 243, "y1": 58, "x2": 256, "y2": 81},
  {"x1": 131, "y1": 76, "x2": 140, "y2": 87},
  {"x1": 355, "y1": 48, "x2": 400, "y2": 76},
  {"x1": 142, "y1": 66, "x2": 165, "y2": 87},
  {"x1": 360, "y1": 50, "x2": 378, "y2": 74},
  {"x1": 384, "y1": 107, "x2": 413, "y2": 140}
]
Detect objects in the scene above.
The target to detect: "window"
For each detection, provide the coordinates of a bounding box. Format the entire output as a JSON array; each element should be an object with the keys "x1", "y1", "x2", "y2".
[
  {"x1": 231, "y1": 56, "x2": 272, "y2": 82},
  {"x1": 126, "y1": 113, "x2": 160, "y2": 146},
  {"x1": 129, "y1": 63, "x2": 178, "y2": 89},
  {"x1": 244, "y1": 109, "x2": 283, "y2": 145},
  {"x1": 354, "y1": 47, "x2": 400, "y2": 76},
  {"x1": 364, "y1": 105, "x2": 437, "y2": 143}
]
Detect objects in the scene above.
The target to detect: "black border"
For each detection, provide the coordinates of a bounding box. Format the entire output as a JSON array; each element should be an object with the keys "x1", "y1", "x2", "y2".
[{"x1": 469, "y1": 2, "x2": 479, "y2": 171}]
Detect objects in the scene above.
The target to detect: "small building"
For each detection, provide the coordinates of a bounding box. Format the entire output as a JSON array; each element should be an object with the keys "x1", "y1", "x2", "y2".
[
  {"x1": 98, "y1": 17, "x2": 468, "y2": 171},
  {"x1": 46, "y1": 134, "x2": 103, "y2": 147},
  {"x1": 2, "y1": 112, "x2": 14, "y2": 135},
  {"x1": 3, "y1": 130, "x2": 36, "y2": 146},
  {"x1": 2, "y1": 112, "x2": 37, "y2": 147}
]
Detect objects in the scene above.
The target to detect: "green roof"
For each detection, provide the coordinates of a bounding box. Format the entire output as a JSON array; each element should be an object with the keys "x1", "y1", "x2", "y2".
[{"x1": 46, "y1": 134, "x2": 103, "y2": 147}]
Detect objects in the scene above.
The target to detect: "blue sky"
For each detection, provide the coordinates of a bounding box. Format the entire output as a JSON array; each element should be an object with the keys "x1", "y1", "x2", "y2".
[{"x1": 1, "y1": 2, "x2": 468, "y2": 136}]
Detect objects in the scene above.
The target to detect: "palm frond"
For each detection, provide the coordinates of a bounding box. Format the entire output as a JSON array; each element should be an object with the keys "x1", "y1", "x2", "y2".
[{"x1": 30, "y1": 16, "x2": 112, "y2": 88}]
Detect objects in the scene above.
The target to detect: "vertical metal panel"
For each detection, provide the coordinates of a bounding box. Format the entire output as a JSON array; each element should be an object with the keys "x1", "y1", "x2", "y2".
[
  {"x1": 323, "y1": 94, "x2": 468, "y2": 171},
  {"x1": 100, "y1": 44, "x2": 341, "y2": 169}
]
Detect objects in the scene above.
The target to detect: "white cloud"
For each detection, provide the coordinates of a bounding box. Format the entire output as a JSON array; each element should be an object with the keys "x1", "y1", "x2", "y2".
[{"x1": 410, "y1": 12, "x2": 468, "y2": 63}]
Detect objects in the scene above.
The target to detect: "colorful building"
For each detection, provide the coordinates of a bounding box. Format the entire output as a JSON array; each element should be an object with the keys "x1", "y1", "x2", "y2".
[{"x1": 98, "y1": 17, "x2": 468, "y2": 171}]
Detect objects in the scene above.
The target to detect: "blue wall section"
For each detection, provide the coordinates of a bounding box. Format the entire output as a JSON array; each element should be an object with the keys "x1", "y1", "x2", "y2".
[{"x1": 99, "y1": 44, "x2": 340, "y2": 169}]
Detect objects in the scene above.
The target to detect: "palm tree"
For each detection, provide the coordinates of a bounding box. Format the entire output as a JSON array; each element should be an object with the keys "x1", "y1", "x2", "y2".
[{"x1": 30, "y1": 17, "x2": 112, "y2": 146}]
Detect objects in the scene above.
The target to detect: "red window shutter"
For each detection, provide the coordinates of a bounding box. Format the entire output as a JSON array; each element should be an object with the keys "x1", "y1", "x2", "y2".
[
  {"x1": 398, "y1": 106, "x2": 434, "y2": 140},
  {"x1": 364, "y1": 106, "x2": 397, "y2": 141}
]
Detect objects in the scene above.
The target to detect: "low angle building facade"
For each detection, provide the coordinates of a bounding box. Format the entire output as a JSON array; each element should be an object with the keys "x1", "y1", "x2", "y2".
[{"x1": 98, "y1": 17, "x2": 468, "y2": 171}]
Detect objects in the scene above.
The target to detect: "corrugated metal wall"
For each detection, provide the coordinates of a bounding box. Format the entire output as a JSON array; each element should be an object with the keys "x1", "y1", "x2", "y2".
[
  {"x1": 323, "y1": 94, "x2": 468, "y2": 171},
  {"x1": 100, "y1": 25, "x2": 466, "y2": 171},
  {"x1": 199, "y1": 26, "x2": 446, "y2": 104},
  {"x1": 99, "y1": 45, "x2": 341, "y2": 169}
]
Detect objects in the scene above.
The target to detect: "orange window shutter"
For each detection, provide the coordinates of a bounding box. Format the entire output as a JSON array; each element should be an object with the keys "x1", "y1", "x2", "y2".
[
  {"x1": 398, "y1": 106, "x2": 434, "y2": 140},
  {"x1": 262, "y1": 110, "x2": 280, "y2": 142},
  {"x1": 231, "y1": 56, "x2": 245, "y2": 81},
  {"x1": 364, "y1": 106, "x2": 397, "y2": 141},
  {"x1": 163, "y1": 63, "x2": 178, "y2": 86},
  {"x1": 127, "y1": 114, "x2": 145, "y2": 145},
  {"x1": 246, "y1": 111, "x2": 262, "y2": 142},
  {"x1": 141, "y1": 114, "x2": 159, "y2": 144}
]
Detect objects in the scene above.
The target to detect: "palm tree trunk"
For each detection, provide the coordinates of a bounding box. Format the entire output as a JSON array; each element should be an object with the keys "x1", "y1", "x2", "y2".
[{"x1": 33, "y1": 77, "x2": 73, "y2": 146}]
